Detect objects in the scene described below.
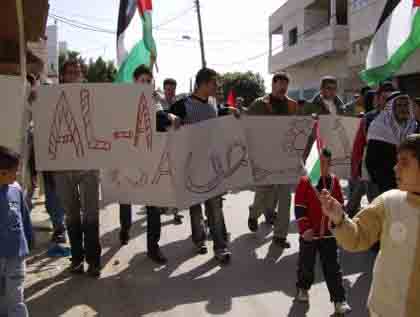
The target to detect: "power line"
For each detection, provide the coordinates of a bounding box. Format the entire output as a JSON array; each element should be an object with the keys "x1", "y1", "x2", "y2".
[{"x1": 154, "y1": 6, "x2": 195, "y2": 29}]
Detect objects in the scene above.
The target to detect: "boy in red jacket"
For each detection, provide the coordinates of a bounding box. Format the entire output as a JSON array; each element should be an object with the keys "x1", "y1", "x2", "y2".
[{"x1": 294, "y1": 148, "x2": 351, "y2": 315}]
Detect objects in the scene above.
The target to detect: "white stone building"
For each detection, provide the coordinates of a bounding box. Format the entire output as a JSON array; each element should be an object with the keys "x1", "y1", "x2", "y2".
[
  {"x1": 269, "y1": 0, "x2": 420, "y2": 101},
  {"x1": 46, "y1": 24, "x2": 59, "y2": 82}
]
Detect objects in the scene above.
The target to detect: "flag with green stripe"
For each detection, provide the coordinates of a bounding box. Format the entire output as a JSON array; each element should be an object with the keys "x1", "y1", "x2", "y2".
[
  {"x1": 116, "y1": 0, "x2": 157, "y2": 83},
  {"x1": 360, "y1": 0, "x2": 420, "y2": 86},
  {"x1": 304, "y1": 120, "x2": 323, "y2": 186}
]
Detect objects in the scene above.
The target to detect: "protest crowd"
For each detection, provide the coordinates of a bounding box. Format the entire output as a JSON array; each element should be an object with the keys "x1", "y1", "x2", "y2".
[
  {"x1": 3, "y1": 1, "x2": 420, "y2": 317},
  {"x1": 2, "y1": 59, "x2": 420, "y2": 317}
]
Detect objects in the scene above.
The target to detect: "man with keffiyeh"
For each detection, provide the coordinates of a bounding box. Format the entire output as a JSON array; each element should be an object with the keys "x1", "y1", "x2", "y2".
[{"x1": 366, "y1": 94, "x2": 417, "y2": 195}]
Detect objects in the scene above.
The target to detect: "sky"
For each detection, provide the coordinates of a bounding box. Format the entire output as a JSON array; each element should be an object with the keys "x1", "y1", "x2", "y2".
[{"x1": 48, "y1": 0, "x2": 287, "y2": 92}]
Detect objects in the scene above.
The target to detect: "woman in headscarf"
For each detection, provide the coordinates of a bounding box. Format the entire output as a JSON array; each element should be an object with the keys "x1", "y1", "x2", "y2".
[{"x1": 365, "y1": 94, "x2": 417, "y2": 194}]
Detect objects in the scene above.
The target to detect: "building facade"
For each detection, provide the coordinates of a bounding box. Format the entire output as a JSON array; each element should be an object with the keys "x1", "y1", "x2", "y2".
[
  {"x1": 269, "y1": 0, "x2": 420, "y2": 101},
  {"x1": 46, "y1": 24, "x2": 59, "y2": 83}
]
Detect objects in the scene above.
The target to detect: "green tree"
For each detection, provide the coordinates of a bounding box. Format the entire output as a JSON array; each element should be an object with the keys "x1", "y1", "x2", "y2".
[
  {"x1": 219, "y1": 71, "x2": 266, "y2": 107},
  {"x1": 86, "y1": 57, "x2": 117, "y2": 83},
  {"x1": 59, "y1": 51, "x2": 116, "y2": 83}
]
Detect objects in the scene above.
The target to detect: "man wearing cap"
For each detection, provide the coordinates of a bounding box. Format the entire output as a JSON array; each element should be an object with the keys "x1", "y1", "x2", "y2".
[{"x1": 246, "y1": 72, "x2": 297, "y2": 248}]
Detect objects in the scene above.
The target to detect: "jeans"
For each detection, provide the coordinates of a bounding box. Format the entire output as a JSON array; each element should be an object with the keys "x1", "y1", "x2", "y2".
[
  {"x1": 43, "y1": 172, "x2": 65, "y2": 231},
  {"x1": 190, "y1": 197, "x2": 228, "y2": 252},
  {"x1": 55, "y1": 171, "x2": 101, "y2": 267},
  {"x1": 250, "y1": 184, "x2": 292, "y2": 239},
  {"x1": 0, "y1": 257, "x2": 28, "y2": 317},
  {"x1": 297, "y1": 238, "x2": 346, "y2": 303}
]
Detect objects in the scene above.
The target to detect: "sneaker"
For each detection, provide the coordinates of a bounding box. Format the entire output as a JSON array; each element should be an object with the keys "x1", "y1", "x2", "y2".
[
  {"x1": 334, "y1": 301, "x2": 352, "y2": 314},
  {"x1": 69, "y1": 261, "x2": 84, "y2": 274},
  {"x1": 273, "y1": 237, "x2": 291, "y2": 248},
  {"x1": 119, "y1": 229, "x2": 130, "y2": 246},
  {"x1": 248, "y1": 217, "x2": 258, "y2": 232},
  {"x1": 296, "y1": 288, "x2": 309, "y2": 302},
  {"x1": 86, "y1": 265, "x2": 101, "y2": 279},
  {"x1": 147, "y1": 249, "x2": 168, "y2": 264},
  {"x1": 196, "y1": 244, "x2": 208, "y2": 255},
  {"x1": 215, "y1": 249, "x2": 232, "y2": 264},
  {"x1": 51, "y1": 229, "x2": 67, "y2": 244}
]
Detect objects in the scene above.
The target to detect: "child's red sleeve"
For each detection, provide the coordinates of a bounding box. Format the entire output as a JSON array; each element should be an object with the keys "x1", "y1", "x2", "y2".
[
  {"x1": 332, "y1": 176, "x2": 344, "y2": 205},
  {"x1": 294, "y1": 177, "x2": 312, "y2": 235}
]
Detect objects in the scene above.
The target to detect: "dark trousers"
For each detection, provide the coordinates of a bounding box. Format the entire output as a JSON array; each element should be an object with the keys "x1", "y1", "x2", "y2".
[
  {"x1": 55, "y1": 171, "x2": 101, "y2": 267},
  {"x1": 119, "y1": 204, "x2": 132, "y2": 233},
  {"x1": 297, "y1": 238, "x2": 346, "y2": 303},
  {"x1": 119, "y1": 204, "x2": 161, "y2": 252}
]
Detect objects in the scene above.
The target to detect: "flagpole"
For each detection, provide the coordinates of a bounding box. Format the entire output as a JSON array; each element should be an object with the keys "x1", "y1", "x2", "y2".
[{"x1": 194, "y1": 0, "x2": 207, "y2": 68}]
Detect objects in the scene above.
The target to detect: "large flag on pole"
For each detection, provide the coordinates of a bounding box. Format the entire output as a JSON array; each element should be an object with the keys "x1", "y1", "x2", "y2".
[
  {"x1": 360, "y1": 0, "x2": 420, "y2": 86},
  {"x1": 116, "y1": 0, "x2": 157, "y2": 83}
]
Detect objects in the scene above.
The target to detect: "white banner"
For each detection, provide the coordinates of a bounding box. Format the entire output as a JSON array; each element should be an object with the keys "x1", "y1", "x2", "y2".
[
  {"x1": 33, "y1": 84, "x2": 156, "y2": 170},
  {"x1": 0, "y1": 76, "x2": 26, "y2": 152},
  {"x1": 100, "y1": 133, "x2": 178, "y2": 207},
  {"x1": 33, "y1": 85, "x2": 359, "y2": 207},
  {"x1": 170, "y1": 116, "x2": 252, "y2": 208},
  {"x1": 319, "y1": 115, "x2": 360, "y2": 179},
  {"x1": 243, "y1": 116, "x2": 314, "y2": 185}
]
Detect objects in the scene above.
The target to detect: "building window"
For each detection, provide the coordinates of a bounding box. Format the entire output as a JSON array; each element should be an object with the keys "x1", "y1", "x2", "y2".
[{"x1": 289, "y1": 27, "x2": 298, "y2": 46}]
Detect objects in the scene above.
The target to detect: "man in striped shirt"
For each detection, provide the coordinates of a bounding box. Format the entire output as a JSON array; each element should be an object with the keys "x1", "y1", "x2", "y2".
[{"x1": 170, "y1": 68, "x2": 233, "y2": 264}]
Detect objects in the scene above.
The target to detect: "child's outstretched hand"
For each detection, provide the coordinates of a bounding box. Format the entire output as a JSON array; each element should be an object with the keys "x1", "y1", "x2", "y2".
[{"x1": 319, "y1": 189, "x2": 345, "y2": 225}]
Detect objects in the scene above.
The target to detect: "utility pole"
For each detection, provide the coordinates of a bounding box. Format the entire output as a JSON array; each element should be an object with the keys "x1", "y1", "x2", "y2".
[{"x1": 194, "y1": 0, "x2": 207, "y2": 68}]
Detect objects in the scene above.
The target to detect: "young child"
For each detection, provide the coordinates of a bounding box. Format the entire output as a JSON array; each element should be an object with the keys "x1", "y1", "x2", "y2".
[
  {"x1": 295, "y1": 148, "x2": 351, "y2": 315},
  {"x1": 320, "y1": 134, "x2": 420, "y2": 317},
  {"x1": 0, "y1": 146, "x2": 32, "y2": 317}
]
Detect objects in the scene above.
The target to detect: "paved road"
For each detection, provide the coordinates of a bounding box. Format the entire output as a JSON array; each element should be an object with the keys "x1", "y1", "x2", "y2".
[{"x1": 26, "y1": 190, "x2": 374, "y2": 317}]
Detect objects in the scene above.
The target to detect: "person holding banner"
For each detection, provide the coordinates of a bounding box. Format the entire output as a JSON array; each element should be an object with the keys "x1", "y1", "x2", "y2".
[
  {"x1": 170, "y1": 68, "x2": 233, "y2": 263},
  {"x1": 247, "y1": 72, "x2": 297, "y2": 249},
  {"x1": 320, "y1": 134, "x2": 420, "y2": 317},
  {"x1": 305, "y1": 76, "x2": 345, "y2": 116},
  {"x1": 54, "y1": 60, "x2": 102, "y2": 278},
  {"x1": 294, "y1": 148, "x2": 351, "y2": 315},
  {"x1": 119, "y1": 65, "x2": 180, "y2": 264}
]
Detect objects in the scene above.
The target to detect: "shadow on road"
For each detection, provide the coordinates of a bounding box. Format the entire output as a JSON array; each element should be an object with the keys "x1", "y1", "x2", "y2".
[{"x1": 26, "y1": 214, "x2": 374, "y2": 317}]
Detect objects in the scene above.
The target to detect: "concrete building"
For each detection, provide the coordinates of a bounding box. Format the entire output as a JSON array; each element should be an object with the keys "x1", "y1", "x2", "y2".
[
  {"x1": 59, "y1": 40, "x2": 68, "y2": 56},
  {"x1": 269, "y1": 0, "x2": 420, "y2": 101},
  {"x1": 26, "y1": 24, "x2": 61, "y2": 83},
  {"x1": 46, "y1": 24, "x2": 59, "y2": 82}
]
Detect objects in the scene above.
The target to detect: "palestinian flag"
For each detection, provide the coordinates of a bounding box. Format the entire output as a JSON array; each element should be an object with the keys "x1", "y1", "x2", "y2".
[
  {"x1": 360, "y1": 0, "x2": 420, "y2": 86},
  {"x1": 116, "y1": 0, "x2": 157, "y2": 83},
  {"x1": 303, "y1": 120, "x2": 323, "y2": 186}
]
